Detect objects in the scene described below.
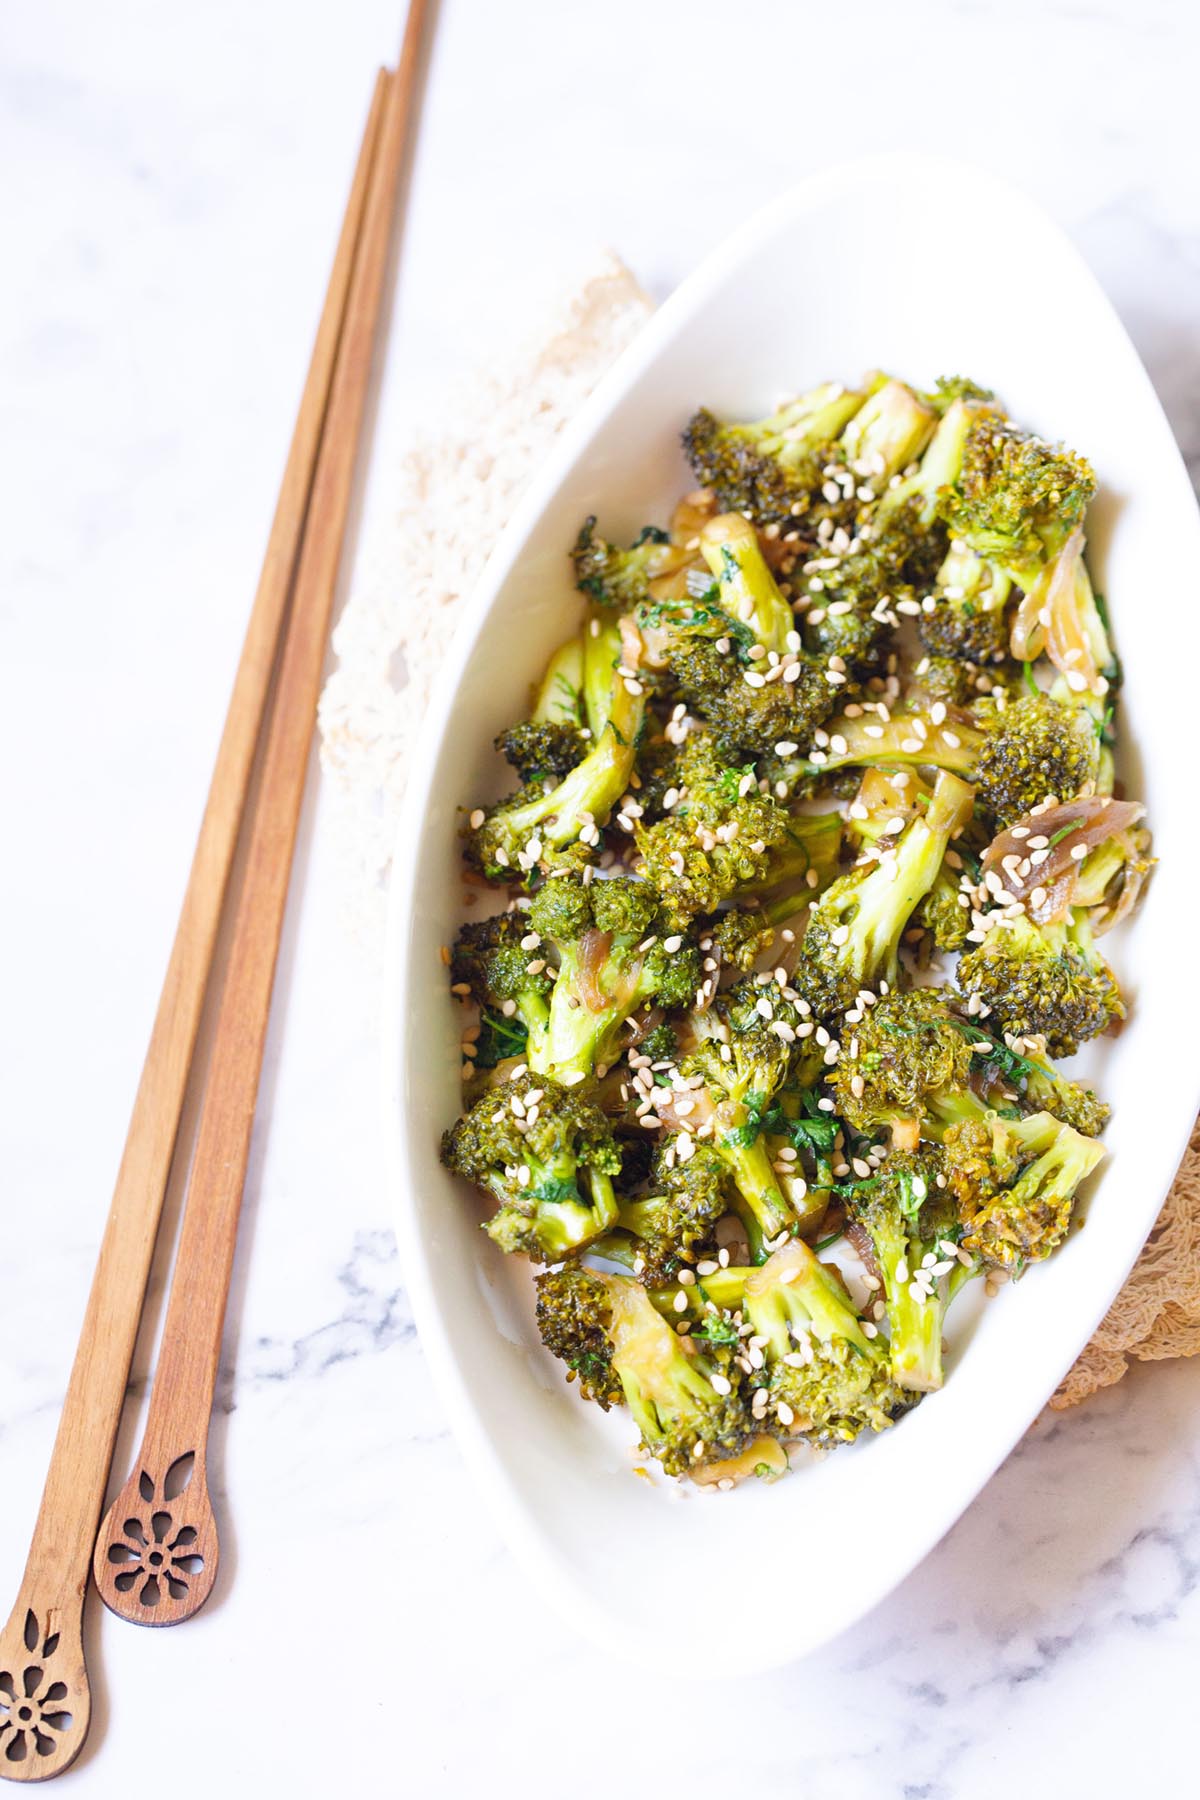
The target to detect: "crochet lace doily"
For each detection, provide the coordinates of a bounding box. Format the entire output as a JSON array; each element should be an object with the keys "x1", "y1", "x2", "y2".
[{"x1": 317, "y1": 254, "x2": 1200, "y2": 1410}]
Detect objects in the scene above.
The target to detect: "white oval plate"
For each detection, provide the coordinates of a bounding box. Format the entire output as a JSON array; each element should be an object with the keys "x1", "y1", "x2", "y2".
[{"x1": 383, "y1": 154, "x2": 1200, "y2": 1673}]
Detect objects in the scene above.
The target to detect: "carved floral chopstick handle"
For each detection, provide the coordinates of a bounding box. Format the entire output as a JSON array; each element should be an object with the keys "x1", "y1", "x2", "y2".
[
  {"x1": 0, "y1": 1601, "x2": 88, "y2": 1781},
  {"x1": 93, "y1": 1452, "x2": 217, "y2": 1627}
]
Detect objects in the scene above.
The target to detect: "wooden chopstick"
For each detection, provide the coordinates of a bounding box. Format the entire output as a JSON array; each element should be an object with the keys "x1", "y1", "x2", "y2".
[
  {"x1": 0, "y1": 71, "x2": 392, "y2": 1785},
  {"x1": 92, "y1": 7, "x2": 430, "y2": 1634}
]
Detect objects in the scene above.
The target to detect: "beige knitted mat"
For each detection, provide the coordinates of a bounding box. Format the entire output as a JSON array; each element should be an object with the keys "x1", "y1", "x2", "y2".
[{"x1": 317, "y1": 254, "x2": 1200, "y2": 1410}]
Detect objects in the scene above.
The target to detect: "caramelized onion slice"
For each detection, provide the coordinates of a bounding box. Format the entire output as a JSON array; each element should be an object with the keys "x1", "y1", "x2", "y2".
[
  {"x1": 982, "y1": 796, "x2": 1145, "y2": 923},
  {"x1": 578, "y1": 928, "x2": 615, "y2": 1012}
]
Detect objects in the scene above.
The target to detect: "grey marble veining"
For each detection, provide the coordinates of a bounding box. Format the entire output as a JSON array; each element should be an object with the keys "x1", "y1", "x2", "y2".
[{"x1": 2, "y1": 0, "x2": 1199, "y2": 1793}]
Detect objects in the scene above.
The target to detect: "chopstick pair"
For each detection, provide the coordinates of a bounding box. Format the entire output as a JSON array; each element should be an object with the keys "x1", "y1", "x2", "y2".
[{"x1": 0, "y1": 11, "x2": 428, "y2": 1784}]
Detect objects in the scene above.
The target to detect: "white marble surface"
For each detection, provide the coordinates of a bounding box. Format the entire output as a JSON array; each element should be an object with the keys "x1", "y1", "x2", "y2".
[{"x1": 3, "y1": 0, "x2": 1200, "y2": 1792}]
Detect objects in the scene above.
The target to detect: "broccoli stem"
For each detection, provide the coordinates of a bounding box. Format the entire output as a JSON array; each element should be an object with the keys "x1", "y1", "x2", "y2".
[
  {"x1": 714, "y1": 1105, "x2": 795, "y2": 1255},
  {"x1": 798, "y1": 711, "x2": 981, "y2": 778},
  {"x1": 700, "y1": 513, "x2": 794, "y2": 654},
  {"x1": 776, "y1": 381, "x2": 869, "y2": 454},
  {"x1": 497, "y1": 670, "x2": 643, "y2": 855},
  {"x1": 868, "y1": 1208, "x2": 944, "y2": 1392},
  {"x1": 533, "y1": 634, "x2": 584, "y2": 726},
  {"x1": 876, "y1": 397, "x2": 975, "y2": 530},
  {"x1": 533, "y1": 945, "x2": 656, "y2": 1082},
  {"x1": 746, "y1": 1238, "x2": 877, "y2": 1357},
  {"x1": 822, "y1": 770, "x2": 974, "y2": 996},
  {"x1": 582, "y1": 615, "x2": 623, "y2": 735},
  {"x1": 838, "y1": 379, "x2": 936, "y2": 482}
]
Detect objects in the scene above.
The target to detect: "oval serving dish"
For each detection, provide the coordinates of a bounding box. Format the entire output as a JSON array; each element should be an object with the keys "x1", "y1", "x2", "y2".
[{"x1": 383, "y1": 153, "x2": 1200, "y2": 1674}]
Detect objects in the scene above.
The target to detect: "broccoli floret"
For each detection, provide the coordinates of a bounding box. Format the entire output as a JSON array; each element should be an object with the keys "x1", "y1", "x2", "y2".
[
  {"x1": 939, "y1": 409, "x2": 1095, "y2": 588},
  {"x1": 942, "y1": 1109, "x2": 1104, "y2": 1270},
  {"x1": 705, "y1": 876, "x2": 845, "y2": 973},
  {"x1": 912, "y1": 860, "x2": 970, "y2": 953},
  {"x1": 537, "y1": 1268, "x2": 753, "y2": 1477},
  {"x1": 734, "y1": 1238, "x2": 899, "y2": 1447},
  {"x1": 922, "y1": 376, "x2": 997, "y2": 414},
  {"x1": 654, "y1": 1237, "x2": 909, "y2": 1442},
  {"x1": 534, "y1": 1263, "x2": 624, "y2": 1407},
  {"x1": 450, "y1": 911, "x2": 553, "y2": 1065},
  {"x1": 494, "y1": 719, "x2": 586, "y2": 783},
  {"x1": 743, "y1": 1239, "x2": 908, "y2": 1444},
  {"x1": 670, "y1": 635, "x2": 835, "y2": 762},
  {"x1": 681, "y1": 381, "x2": 869, "y2": 527},
  {"x1": 873, "y1": 395, "x2": 978, "y2": 534},
  {"x1": 972, "y1": 692, "x2": 1101, "y2": 827},
  {"x1": 609, "y1": 1274, "x2": 755, "y2": 1475},
  {"x1": 798, "y1": 524, "x2": 917, "y2": 677},
  {"x1": 931, "y1": 1022, "x2": 1113, "y2": 1138},
  {"x1": 596, "y1": 1144, "x2": 729, "y2": 1284},
  {"x1": 1023, "y1": 1061, "x2": 1111, "y2": 1137},
  {"x1": 442, "y1": 1072, "x2": 622, "y2": 1261},
  {"x1": 936, "y1": 410, "x2": 1113, "y2": 693},
  {"x1": 626, "y1": 732, "x2": 684, "y2": 825},
  {"x1": 958, "y1": 909, "x2": 1124, "y2": 1057},
  {"x1": 526, "y1": 871, "x2": 701, "y2": 1083},
  {"x1": 634, "y1": 733, "x2": 842, "y2": 922},
  {"x1": 680, "y1": 978, "x2": 822, "y2": 1257},
  {"x1": 846, "y1": 1145, "x2": 964, "y2": 1392},
  {"x1": 638, "y1": 1021, "x2": 679, "y2": 1064},
  {"x1": 465, "y1": 618, "x2": 644, "y2": 882},
  {"x1": 919, "y1": 541, "x2": 1014, "y2": 665},
  {"x1": 830, "y1": 986, "x2": 977, "y2": 1150},
  {"x1": 708, "y1": 903, "x2": 782, "y2": 972},
  {"x1": 632, "y1": 529, "x2": 838, "y2": 760},
  {"x1": 802, "y1": 691, "x2": 1101, "y2": 831},
  {"x1": 802, "y1": 770, "x2": 975, "y2": 1013},
  {"x1": 571, "y1": 517, "x2": 681, "y2": 609},
  {"x1": 911, "y1": 653, "x2": 982, "y2": 709}
]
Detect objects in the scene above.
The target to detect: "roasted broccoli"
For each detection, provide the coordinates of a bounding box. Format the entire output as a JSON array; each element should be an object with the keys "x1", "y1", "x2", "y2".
[
  {"x1": 830, "y1": 985, "x2": 977, "y2": 1149},
  {"x1": 941, "y1": 1108, "x2": 1104, "y2": 1270},
  {"x1": 926, "y1": 1019, "x2": 1113, "y2": 1140},
  {"x1": 958, "y1": 909, "x2": 1124, "y2": 1057},
  {"x1": 571, "y1": 517, "x2": 686, "y2": 610},
  {"x1": 802, "y1": 770, "x2": 975, "y2": 1013},
  {"x1": 792, "y1": 691, "x2": 1101, "y2": 835},
  {"x1": 494, "y1": 719, "x2": 586, "y2": 783},
  {"x1": 845, "y1": 1145, "x2": 966, "y2": 1392},
  {"x1": 526, "y1": 871, "x2": 701, "y2": 1084},
  {"x1": 643, "y1": 517, "x2": 837, "y2": 758},
  {"x1": 743, "y1": 1240, "x2": 909, "y2": 1443},
  {"x1": 634, "y1": 731, "x2": 842, "y2": 921},
  {"x1": 536, "y1": 1265, "x2": 753, "y2": 1476},
  {"x1": 681, "y1": 380, "x2": 870, "y2": 526},
  {"x1": 594, "y1": 1142, "x2": 729, "y2": 1283},
  {"x1": 441, "y1": 1072, "x2": 622, "y2": 1260},
  {"x1": 466, "y1": 618, "x2": 644, "y2": 881},
  {"x1": 450, "y1": 910, "x2": 553, "y2": 1067},
  {"x1": 533, "y1": 1261, "x2": 625, "y2": 1406},
  {"x1": 442, "y1": 365, "x2": 1149, "y2": 1482},
  {"x1": 679, "y1": 977, "x2": 824, "y2": 1258},
  {"x1": 937, "y1": 409, "x2": 1114, "y2": 692},
  {"x1": 972, "y1": 691, "x2": 1101, "y2": 826}
]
